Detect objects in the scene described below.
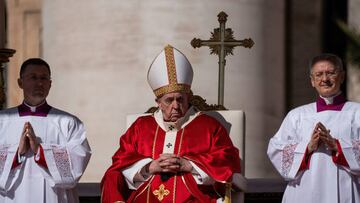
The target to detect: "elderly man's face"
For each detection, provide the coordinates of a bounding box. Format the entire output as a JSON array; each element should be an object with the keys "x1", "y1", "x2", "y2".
[
  {"x1": 156, "y1": 92, "x2": 190, "y2": 122},
  {"x1": 17, "y1": 64, "x2": 52, "y2": 106},
  {"x1": 310, "y1": 60, "x2": 344, "y2": 97}
]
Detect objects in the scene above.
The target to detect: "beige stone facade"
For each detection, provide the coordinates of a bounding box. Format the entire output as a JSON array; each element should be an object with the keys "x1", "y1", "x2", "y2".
[
  {"x1": 6, "y1": 0, "x2": 42, "y2": 106},
  {"x1": 6, "y1": 0, "x2": 287, "y2": 182}
]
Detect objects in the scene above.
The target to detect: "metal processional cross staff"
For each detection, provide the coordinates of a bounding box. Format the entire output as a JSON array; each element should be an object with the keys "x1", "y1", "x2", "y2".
[{"x1": 191, "y1": 11, "x2": 254, "y2": 106}]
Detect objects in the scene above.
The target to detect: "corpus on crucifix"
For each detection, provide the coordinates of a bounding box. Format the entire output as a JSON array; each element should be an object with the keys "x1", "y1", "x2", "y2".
[{"x1": 191, "y1": 11, "x2": 254, "y2": 106}]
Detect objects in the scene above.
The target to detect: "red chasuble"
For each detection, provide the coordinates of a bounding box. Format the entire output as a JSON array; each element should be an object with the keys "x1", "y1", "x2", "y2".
[{"x1": 101, "y1": 112, "x2": 241, "y2": 203}]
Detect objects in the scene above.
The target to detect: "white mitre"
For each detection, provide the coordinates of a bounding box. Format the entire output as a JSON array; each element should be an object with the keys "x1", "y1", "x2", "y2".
[{"x1": 147, "y1": 45, "x2": 193, "y2": 97}]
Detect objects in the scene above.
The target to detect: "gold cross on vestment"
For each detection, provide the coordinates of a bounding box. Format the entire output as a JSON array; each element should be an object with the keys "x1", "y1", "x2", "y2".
[
  {"x1": 191, "y1": 11, "x2": 254, "y2": 106},
  {"x1": 153, "y1": 184, "x2": 170, "y2": 201}
]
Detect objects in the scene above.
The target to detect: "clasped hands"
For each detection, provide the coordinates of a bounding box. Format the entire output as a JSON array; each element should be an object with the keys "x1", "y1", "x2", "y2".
[
  {"x1": 307, "y1": 122, "x2": 338, "y2": 154},
  {"x1": 18, "y1": 122, "x2": 39, "y2": 155},
  {"x1": 146, "y1": 154, "x2": 193, "y2": 174}
]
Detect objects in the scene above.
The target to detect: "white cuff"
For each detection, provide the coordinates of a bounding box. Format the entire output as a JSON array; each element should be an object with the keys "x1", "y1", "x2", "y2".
[
  {"x1": 190, "y1": 161, "x2": 215, "y2": 185},
  {"x1": 122, "y1": 158, "x2": 152, "y2": 189}
]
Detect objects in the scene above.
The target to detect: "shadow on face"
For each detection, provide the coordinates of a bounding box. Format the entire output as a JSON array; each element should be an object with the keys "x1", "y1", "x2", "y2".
[
  {"x1": 17, "y1": 64, "x2": 52, "y2": 106},
  {"x1": 156, "y1": 92, "x2": 190, "y2": 122}
]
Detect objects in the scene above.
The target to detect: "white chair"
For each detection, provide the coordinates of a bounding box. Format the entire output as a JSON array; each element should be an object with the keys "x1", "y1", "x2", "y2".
[{"x1": 126, "y1": 108, "x2": 247, "y2": 203}]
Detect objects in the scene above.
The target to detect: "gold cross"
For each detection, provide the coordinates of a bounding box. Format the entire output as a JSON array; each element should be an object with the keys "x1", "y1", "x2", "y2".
[
  {"x1": 191, "y1": 11, "x2": 254, "y2": 106},
  {"x1": 153, "y1": 184, "x2": 170, "y2": 201}
]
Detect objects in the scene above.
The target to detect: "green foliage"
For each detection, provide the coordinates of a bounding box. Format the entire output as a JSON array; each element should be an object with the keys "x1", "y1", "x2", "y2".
[{"x1": 336, "y1": 20, "x2": 360, "y2": 67}]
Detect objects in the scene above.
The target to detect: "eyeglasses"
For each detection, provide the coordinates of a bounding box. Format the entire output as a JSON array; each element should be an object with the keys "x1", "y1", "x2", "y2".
[{"x1": 311, "y1": 70, "x2": 341, "y2": 81}]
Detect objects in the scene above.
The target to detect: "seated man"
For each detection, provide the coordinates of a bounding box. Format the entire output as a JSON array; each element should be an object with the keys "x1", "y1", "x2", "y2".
[
  {"x1": 0, "y1": 58, "x2": 91, "y2": 202},
  {"x1": 101, "y1": 45, "x2": 241, "y2": 203}
]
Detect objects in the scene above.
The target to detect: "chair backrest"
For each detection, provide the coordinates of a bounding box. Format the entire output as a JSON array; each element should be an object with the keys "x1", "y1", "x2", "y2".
[{"x1": 126, "y1": 110, "x2": 245, "y2": 174}]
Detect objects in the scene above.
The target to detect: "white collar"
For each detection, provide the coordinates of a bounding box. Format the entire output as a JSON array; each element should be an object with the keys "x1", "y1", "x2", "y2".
[
  {"x1": 23, "y1": 101, "x2": 46, "y2": 112},
  {"x1": 154, "y1": 106, "x2": 200, "y2": 132},
  {"x1": 320, "y1": 91, "x2": 341, "y2": 105}
]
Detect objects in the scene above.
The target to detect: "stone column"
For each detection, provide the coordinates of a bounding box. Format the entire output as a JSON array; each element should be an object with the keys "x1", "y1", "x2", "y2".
[
  {"x1": 347, "y1": 0, "x2": 360, "y2": 101},
  {"x1": 286, "y1": 0, "x2": 323, "y2": 109},
  {"x1": 42, "y1": 0, "x2": 285, "y2": 181},
  {"x1": 0, "y1": 0, "x2": 16, "y2": 109},
  {"x1": 5, "y1": 0, "x2": 42, "y2": 107},
  {"x1": 0, "y1": 0, "x2": 5, "y2": 48}
]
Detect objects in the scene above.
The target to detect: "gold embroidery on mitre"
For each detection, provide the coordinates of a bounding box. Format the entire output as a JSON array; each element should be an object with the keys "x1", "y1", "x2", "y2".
[
  {"x1": 153, "y1": 184, "x2": 170, "y2": 201},
  {"x1": 164, "y1": 45, "x2": 177, "y2": 85},
  {"x1": 154, "y1": 84, "x2": 191, "y2": 97}
]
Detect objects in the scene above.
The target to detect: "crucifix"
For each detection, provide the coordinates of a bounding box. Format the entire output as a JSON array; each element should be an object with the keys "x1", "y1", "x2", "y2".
[
  {"x1": 166, "y1": 143, "x2": 172, "y2": 148},
  {"x1": 191, "y1": 11, "x2": 254, "y2": 106}
]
